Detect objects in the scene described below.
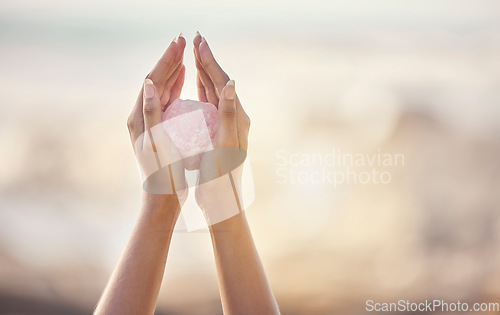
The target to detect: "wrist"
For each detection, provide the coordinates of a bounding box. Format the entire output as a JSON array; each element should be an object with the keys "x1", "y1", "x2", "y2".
[
  {"x1": 208, "y1": 212, "x2": 251, "y2": 248},
  {"x1": 195, "y1": 178, "x2": 243, "y2": 227},
  {"x1": 141, "y1": 192, "x2": 181, "y2": 226}
]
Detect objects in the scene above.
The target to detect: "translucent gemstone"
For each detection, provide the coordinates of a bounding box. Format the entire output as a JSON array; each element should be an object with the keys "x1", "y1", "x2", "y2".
[{"x1": 161, "y1": 99, "x2": 218, "y2": 170}]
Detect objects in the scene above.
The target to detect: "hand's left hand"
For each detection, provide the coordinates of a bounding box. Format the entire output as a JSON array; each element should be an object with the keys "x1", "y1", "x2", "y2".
[{"x1": 127, "y1": 35, "x2": 188, "y2": 207}]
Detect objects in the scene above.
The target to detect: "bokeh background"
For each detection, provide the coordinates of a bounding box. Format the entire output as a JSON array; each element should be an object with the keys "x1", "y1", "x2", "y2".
[{"x1": 1, "y1": 0, "x2": 500, "y2": 314}]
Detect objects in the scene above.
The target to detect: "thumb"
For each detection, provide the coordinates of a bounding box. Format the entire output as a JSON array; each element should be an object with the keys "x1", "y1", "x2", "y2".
[
  {"x1": 217, "y1": 80, "x2": 238, "y2": 147},
  {"x1": 143, "y1": 78, "x2": 162, "y2": 133}
]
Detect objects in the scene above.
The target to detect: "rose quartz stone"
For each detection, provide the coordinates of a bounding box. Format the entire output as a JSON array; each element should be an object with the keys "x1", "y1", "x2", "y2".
[{"x1": 161, "y1": 99, "x2": 218, "y2": 170}]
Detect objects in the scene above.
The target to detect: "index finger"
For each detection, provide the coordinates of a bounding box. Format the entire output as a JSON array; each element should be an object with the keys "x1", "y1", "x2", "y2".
[
  {"x1": 148, "y1": 36, "x2": 186, "y2": 87},
  {"x1": 198, "y1": 38, "x2": 230, "y2": 96}
]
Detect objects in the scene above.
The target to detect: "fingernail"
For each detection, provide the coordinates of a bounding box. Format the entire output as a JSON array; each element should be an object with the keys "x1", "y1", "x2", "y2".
[
  {"x1": 201, "y1": 36, "x2": 206, "y2": 43},
  {"x1": 144, "y1": 79, "x2": 155, "y2": 99},
  {"x1": 196, "y1": 31, "x2": 201, "y2": 37},
  {"x1": 225, "y1": 80, "x2": 235, "y2": 100},
  {"x1": 173, "y1": 33, "x2": 182, "y2": 42}
]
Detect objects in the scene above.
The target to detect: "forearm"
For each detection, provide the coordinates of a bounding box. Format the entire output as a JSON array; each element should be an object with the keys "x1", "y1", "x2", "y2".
[
  {"x1": 209, "y1": 212, "x2": 280, "y2": 315},
  {"x1": 95, "y1": 194, "x2": 180, "y2": 315}
]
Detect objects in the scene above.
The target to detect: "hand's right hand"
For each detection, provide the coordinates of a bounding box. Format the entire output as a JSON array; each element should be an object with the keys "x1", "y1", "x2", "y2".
[{"x1": 192, "y1": 34, "x2": 251, "y2": 225}]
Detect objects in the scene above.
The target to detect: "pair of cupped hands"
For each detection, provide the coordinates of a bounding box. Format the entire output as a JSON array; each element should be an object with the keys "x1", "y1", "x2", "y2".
[{"x1": 126, "y1": 32, "x2": 250, "y2": 221}]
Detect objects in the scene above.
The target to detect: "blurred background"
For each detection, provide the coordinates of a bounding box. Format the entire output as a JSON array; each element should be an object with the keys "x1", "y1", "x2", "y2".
[{"x1": 1, "y1": 0, "x2": 500, "y2": 314}]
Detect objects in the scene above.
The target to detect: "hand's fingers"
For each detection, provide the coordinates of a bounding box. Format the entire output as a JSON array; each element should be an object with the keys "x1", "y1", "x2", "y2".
[
  {"x1": 148, "y1": 35, "x2": 186, "y2": 88},
  {"x1": 194, "y1": 34, "x2": 218, "y2": 105},
  {"x1": 142, "y1": 79, "x2": 163, "y2": 145},
  {"x1": 193, "y1": 32, "x2": 203, "y2": 59},
  {"x1": 196, "y1": 74, "x2": 208, "y2": 102},
  {"x1": 235, "y1": 96, "x2": 251, "y2": 151},
  {"x1": 127, "y1": 85, "x2": 145, "y2": 145},
  {"x1": 198, "y1": 37, "x2": 230, "y2": 96},
  {"x1": 193, "y1": 35, "x2": 209, "y2": 103},
  {"x1": 193, "y1": 32, "x2": 206, "y2": 71},
  {"x1": 169, "y1": 65, "x2": 186, "y2": 105},
  {"x1": 143, "y1": 77, "x2": 185, "y2": 195},
  {"x1": 148, "y1": 40, "x2": 178, "y2": 86},
  {"x1": 130, "y1": 34, "x2": 185, "y2": 145},
  {"x1": 160, "y1": 62, "x2": 184, "y2": 108},
  {"x1": 196, "y1": 55, "x2": 219, "y2": 105},
  {"x1": 216, "y1": 80, "x2": 238, "y2": 147},
  {"x1": 175, "y1": 34, "x2": 187, "y2": 56}
]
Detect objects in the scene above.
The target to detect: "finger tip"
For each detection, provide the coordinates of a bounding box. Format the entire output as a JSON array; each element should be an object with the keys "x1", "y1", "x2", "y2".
[
  {"x1": 193, "y1": 37, "x2": 202, "y2": 52},
  {"x1": 222, "y1": 82, "x2": 236, "y2": 101},
  {"x1": 193, "y1": 33, "x2": 201, "y2": 46},
  {"x1": 199, "y1": 39, "x2": 208, "y2": 49},
  {"x1": 198, "y1": 41, "x2": 210, "y2": 61},
  {"x1": 177, "y1": 36, "x2": 187, "y2": 48},
  {"x1": 166, "y1": 40, "x2": 179, "y2": 56}
]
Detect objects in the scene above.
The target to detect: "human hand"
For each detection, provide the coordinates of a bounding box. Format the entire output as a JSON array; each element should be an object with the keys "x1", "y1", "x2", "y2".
[
  {"x1": 127, "y1": 35, "x2": 188, "y2": 208},
  {"x1": 192, "y1": 34, "x2": 251, "y2": 225}
]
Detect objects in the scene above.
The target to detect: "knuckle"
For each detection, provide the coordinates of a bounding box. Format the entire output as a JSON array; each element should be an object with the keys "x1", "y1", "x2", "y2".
[
  {"x1": 221, "y1": 107, "x2": 236, "y2": 118},
  {"x1": 203, "y1": 58, "x2": 214, "y2": 69},
  {"x1": 217, "y1": 84, "x2": 226, "y2": 95},
  {"x1": 127, "y1": 116, "x2": 135, "y2": 129},
  {"x1": 143, "y1": 102, "x2": 156, "y2": 113},
  {"x1": 243, "y1": 114, "x2": 251, "y2": 129}
]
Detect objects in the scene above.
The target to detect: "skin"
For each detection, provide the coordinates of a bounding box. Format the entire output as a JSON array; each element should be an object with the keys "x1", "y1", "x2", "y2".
[
  {"x1": 95, "y1": 36, "x2": 187, "y2": 315},
  {"x1": 193, "y1": 33, "x2": 280, "y2": 315},
  {"x1": 94, "y1": 195, "x2": 180, "y2": 315},
  {"x1": 95, "y1": 33, "x2": 279, "y2": 315}
]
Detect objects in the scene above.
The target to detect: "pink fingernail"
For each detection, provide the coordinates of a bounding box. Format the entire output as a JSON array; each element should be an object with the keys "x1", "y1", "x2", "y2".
[
  {"x1": 225, "y1": 80, "x2": 235, "y2": 100},
  {"x1": 144, "y1": 79, "x2": 155, "y2": 99}
]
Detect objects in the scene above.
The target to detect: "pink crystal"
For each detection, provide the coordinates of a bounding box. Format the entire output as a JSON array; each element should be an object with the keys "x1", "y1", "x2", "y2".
[{"x1": 161, "y1": 99, "x2": 218, "y2": 170}]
